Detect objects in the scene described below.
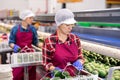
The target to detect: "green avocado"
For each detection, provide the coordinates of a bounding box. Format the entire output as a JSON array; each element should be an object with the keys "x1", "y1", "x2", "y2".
[
  {"x1": 53, "y1": 70, "x2": 61, "y2": 77},
  {"x1": 53, "y1": 70, "x2": 65, "y2": 79},
  {"x1": 92, "y1": 70, "x2": 98, "y2": 75},
  {"x1": 98, "y1": 70, "x2": 107, "y2": 78},
  {"x1": 114, "y1": 76, "x2": 120, "y2": 80},
  {"x1": 53, "y1": 70, "x2": 71, "y2": 79},
  {"x1": 62, "y1": 71, "x2": 70, "y2": 77}
]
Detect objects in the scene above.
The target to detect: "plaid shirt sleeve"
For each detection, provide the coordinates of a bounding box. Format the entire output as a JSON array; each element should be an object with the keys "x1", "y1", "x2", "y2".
[{"x1": 42, "y1": 35, "x2": 56, "y2": 71}]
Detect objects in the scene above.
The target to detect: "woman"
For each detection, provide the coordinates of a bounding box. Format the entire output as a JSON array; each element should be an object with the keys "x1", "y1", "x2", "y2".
[
  {"x1": 42, "y1": 9, "x2": 84, "y2": 77},
  {"x1": 9, "y1": 10, "x2": 42, "y2": 80}
]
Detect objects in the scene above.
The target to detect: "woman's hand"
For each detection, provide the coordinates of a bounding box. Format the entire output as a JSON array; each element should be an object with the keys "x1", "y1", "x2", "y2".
[
  {"x1": 49, "y1": 66, "x2": 55, "y2": 71},
  {"x1": 37, "y1": 42, "x2": 43, "y2": 48},
  {"x1": 50, "y1": 66, "x2": 62, "y2": 71},
  {"x1": 13, "y1": 44, "x2": 21, "y2": 53},
  {"x1": 72, "y1": 59, "x2": 83, "y2": 71}
]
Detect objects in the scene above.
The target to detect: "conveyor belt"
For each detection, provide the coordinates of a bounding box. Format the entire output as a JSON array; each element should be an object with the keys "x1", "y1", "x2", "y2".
[
  {"x1": 72, "y1": 26, "x2": 120, "y2": 48},
  {"x1": 73, "y1": 32, "x2": 120, "y2": 48}
]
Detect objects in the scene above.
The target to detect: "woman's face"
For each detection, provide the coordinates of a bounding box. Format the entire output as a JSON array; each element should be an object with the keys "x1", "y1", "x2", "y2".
[
  {"x1": 25, "y1": 17, "x2": 34, "y2": 25},
  {"x1": 59, "y1": 24, "x2": 75, "y2": 35}
]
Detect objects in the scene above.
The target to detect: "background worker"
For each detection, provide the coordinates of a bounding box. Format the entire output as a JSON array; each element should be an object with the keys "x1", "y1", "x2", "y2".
[
  {"x1": 9, "y1": 10, "x2": 42, "y2": 80},
  {"x1": 42, "y1": 9, "x2": 84, "y2": 77}
]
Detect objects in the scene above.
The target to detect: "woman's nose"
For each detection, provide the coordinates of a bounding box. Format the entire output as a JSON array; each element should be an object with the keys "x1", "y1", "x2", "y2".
[{"x1": 68, "y1": 26, "x2": 73, "y2": 30}]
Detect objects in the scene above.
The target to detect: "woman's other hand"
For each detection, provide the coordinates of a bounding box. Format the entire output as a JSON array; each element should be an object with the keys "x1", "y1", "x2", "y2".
[{"x1": 72, "y1": 59, "x2": 83, "y2": 71}]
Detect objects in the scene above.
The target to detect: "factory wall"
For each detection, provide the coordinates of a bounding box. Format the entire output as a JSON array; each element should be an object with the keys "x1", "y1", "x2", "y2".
[
  {"x1": 0, "y1": 0, "x2": 29, "y2": 11},
  {"x1": 54, "y1": 0, "x2": 106, "y2": 12},
  {"x1": 0, "y1": 0, "x2": 106, "y2": 14}
]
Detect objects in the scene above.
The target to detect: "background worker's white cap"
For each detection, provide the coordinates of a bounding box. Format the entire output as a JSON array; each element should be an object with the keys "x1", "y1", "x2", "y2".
[
  {"x1": 55, "y1": 9, "x2": 77, "y2": 27},
  {"x1": 19, "y1": 10, "x2": 35, "y2": 20}
]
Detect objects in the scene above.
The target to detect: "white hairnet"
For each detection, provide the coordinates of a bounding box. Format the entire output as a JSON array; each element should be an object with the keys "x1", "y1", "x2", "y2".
[
  {"x1": 55, "y1": 9, "x2": 76, "y2": 26},
  {"x1": 19, "y1": 10, "x2": 35, "y2": 20}
]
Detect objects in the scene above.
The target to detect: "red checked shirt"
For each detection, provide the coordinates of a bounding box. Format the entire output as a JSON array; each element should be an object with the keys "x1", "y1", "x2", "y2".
[{"x1": 42, "y1": 31, "x2": 84, "y2": 71}]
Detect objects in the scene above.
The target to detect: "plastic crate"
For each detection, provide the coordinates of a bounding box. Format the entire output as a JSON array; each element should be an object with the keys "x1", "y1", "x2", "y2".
[
  {"x1": 11, "y1": 46, "x2": 43, "y2": 64},
  {"x1": 106, "y1": 66, "x2": 120, "y2": 80},
  {"x1": 11, "y1": 52, "x2": 42, "y2": 64},
  {"x1": 51, "y1": 74, "x2": 98, "y2": 80}
]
